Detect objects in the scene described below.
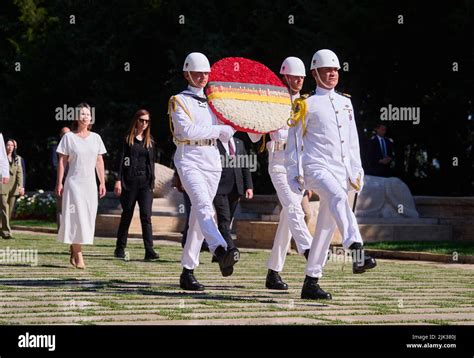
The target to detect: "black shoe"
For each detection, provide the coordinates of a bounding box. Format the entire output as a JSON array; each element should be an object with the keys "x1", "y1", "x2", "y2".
[
  {"x1": 304, "y1": 249, "x2": 310, "y2": 261},
  {"x1": 266, "y1": 269, "x2": 288, "y2": 290},
  {"x1": 180, "y1": 269, "x2": 205, "y2": 291},
  {"x1": 214, "y1": 246, "x2": 240, "y2": 276},
  {"x1": 349, "y1": 243, "x2": 377, "y2": 274},
  {"x1": 114, "y1": 248, "x2": 126, "y2": 259},
  {"x1": 2, "y1": 235, "x2": 14, "y2": 240},
  {"x1": 301, "y1": 276, "x2": 332, "y2": 300},
  {"x1": 211, "y1": 245, "x2": 236, "y2": 263},
  {"x1": 221, "y1": 266, "x2": 234, "y2": 277},
  {"x1": 144, "y1": 251, "x2": 160, "y2": 261}
]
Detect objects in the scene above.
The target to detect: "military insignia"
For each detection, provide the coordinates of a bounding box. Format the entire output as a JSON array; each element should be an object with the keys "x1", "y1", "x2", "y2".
[{"x1": 343, "y1": 107, "x2": 353, "y2": 120}]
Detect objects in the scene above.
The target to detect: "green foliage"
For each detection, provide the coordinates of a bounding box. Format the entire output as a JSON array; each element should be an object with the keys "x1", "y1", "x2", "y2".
[
  {"x1": 365, "y1": 241, "x2": 474, "y2": 256},
  {"x1": 0, "y1": 0, "x2": 473, "y2": 195},
  {"x1": 15, "y1": 189, "x2": 56, "y2": 221}
]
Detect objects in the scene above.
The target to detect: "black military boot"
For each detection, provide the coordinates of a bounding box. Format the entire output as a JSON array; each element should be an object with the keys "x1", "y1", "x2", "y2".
[
  {"x1": 179, "y1": 268, "x2": 205, "y2": 291},
  {"x1": 144, "y1": 250, "x2": 160, "y2": 261},
  {"x1": 265, "y1": 269, "x2": 288, "y2": 290},
  {"x1": 301, "y1": 276, "x2": 332, "y2": 300},
  {"x1": 349, "y1": 243, "x2": 377, "y2": 274},
  {"x1": 114, "y1": 247, "x2": 126, "y2": 259},
  {"x1": 214, "y1": 246, "x2": 240, "y2": 276}
]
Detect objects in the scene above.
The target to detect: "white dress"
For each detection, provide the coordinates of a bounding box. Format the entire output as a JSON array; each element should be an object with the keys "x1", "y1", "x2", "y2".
[{"x1": 56, "y1": 131, "x2": 107, "y2": 244}]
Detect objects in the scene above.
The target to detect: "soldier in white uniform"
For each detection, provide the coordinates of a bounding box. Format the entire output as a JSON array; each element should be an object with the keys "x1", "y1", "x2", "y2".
[
  {"x1": 169, "y1": 52, "x2": 240, "y2": 291},
  {"x1": 249, "y1": 57, "x2": 313, "y2": 290},
  {"x1": 0, "y1": 133, "x2": 9, "y2": 185},
  {"x1": 289, "y1": 49, "x2": 377, "y2": 300}
]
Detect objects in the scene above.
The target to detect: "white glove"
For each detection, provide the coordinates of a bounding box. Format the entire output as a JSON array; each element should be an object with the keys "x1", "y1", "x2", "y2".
[{"x1": 219, "y1": 125, "x2": 235, "y2": 143}]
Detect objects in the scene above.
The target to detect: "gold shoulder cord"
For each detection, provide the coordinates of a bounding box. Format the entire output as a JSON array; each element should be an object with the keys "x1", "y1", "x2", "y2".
[
  {"x1": 258, "y1": 93, "x2": 309, "y2": 154},
  {"x1": 168, "y1": 95, "x2": 194, "y2": 144},
  {"x1": 287, "y1": 94, "x2": 309, "y2": 136}
]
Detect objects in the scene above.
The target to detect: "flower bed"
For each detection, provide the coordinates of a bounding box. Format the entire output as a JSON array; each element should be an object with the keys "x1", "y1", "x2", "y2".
[{"x1": 15, "y1": 190, "x2": 56, "y2": 221}]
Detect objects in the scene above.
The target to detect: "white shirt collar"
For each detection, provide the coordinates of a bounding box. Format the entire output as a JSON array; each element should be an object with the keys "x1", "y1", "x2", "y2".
[
  {"x1": 187, "y1": 85, "x2": 205, "y2": 97},
  {"x1": 290, "y1": 92, "x2": 300, "y2": 101},
  {"x1": 315, "y1": 86, "x2": 335, "y2": 96}
]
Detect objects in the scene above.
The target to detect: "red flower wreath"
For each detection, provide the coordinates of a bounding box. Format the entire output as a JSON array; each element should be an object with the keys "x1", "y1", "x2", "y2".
[{"x1": 206, "y1": 57, "x2": 291, "y2": 134}]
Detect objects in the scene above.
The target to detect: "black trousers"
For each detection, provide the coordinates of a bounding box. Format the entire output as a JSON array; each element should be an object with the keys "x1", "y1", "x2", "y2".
[
  {"x1": 116, "y1": 175, "x2": 154, "y2": 253},
  {"x1": 213, "y1": 187, "x2": 241, "y2": 250}
]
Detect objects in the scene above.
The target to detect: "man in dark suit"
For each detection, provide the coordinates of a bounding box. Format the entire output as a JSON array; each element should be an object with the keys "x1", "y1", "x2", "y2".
[
  {"x1": 366, "y1": 123, "x2": 394, "y2": 177},
  {"x1": 213, "y1": 136, "x2": 254, "y2": 251}
]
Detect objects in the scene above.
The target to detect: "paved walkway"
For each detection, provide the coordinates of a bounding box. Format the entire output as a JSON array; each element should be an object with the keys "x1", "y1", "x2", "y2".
[{"x1": 0, "y1": 232, "x2": 473, "y2": 325}]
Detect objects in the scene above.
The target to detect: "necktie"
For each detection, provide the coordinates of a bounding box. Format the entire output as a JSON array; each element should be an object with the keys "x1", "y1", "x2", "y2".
[
  {"x1": 229, "y1": 140, "x2": 235, "y2": 157},
  {"x1": 380, "y1": 138, "x2": 387, "y2": 157}
]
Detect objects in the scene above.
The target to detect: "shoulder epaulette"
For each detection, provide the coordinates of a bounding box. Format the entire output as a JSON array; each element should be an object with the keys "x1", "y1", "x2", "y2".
[{"x1": 336, "y1": 91, "x2": 351, "y2": 98}]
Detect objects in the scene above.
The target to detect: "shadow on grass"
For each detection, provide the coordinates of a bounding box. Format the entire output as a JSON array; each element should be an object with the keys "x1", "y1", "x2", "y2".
[
  {"x1": 0, "y1": 278, "x2": 308, "y2": 304},
  {"x1": 0, "y1": 278, "x2": 153, "y2": 289}
]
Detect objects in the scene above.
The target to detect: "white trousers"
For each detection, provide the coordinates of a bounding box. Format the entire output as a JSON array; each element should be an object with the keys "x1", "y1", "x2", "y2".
[
  {"x1": 305, "y1": 169, "x2": 363, "y2": 278},
  {"x1": 177, "y1": 167, "x2": 228, "y2": 270},
  {"x1": 267, "y1": 169, "x2": 312, "y2": 272}
]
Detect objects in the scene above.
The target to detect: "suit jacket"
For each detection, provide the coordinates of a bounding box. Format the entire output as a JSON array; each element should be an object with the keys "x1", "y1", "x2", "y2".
[
  {"x1": 115, "y1": 138, "x2": 156, "y2": 191},
  {"x1": 367, "y1": 135, "x2": 394, "y2": 177},
  {"x1": 0, "y1": 156, "x2": 23, "y2": 195},
  {"x1": 17, "y1": 155, "x2": 26, "y2": 188},
  {"x1": 216, "y1": 138, "x2": 253, "y2": 195}
]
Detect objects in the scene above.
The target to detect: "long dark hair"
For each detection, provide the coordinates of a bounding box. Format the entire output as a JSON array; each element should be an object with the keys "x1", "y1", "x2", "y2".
[
  {"x1": 125, "y1": 109, "x2": 153, "y2": 149},
  {"x1": 5, "y1": 138, "x2": 17, "y2": 162}
]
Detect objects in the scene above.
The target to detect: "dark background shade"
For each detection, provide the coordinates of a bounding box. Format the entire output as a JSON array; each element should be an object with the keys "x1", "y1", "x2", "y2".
[{"x1": 0, "y1": 0, "x2": 472, "y2": 195}]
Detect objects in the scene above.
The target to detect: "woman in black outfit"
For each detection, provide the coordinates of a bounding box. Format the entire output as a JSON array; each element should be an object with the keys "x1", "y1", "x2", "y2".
[{"x1": 114, "y1": 109, "x2": 159, "y2": 261}]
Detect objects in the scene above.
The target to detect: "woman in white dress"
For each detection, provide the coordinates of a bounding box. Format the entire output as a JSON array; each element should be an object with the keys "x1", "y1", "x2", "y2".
[{"x1": 55, "y1": 103, "x2": 107, "y2": 269}]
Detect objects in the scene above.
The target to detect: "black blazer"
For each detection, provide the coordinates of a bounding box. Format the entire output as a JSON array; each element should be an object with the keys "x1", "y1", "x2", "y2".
[
  {"x1": 367, "y1": 135, "x2": 394, "y2": 177},
  {"x1": 115, "y1": 137, "x2": 156, "y2": 190},
  {"x1": 216, "y1": 138, "x2": 253, "y2": 195}
]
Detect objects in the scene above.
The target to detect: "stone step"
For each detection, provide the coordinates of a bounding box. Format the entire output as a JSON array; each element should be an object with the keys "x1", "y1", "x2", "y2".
[
  {"x1": 95, "y1": 214, "x2": 185, "y2": 237},
  {"x1": 356, "y1": 217, "x2": 440, "y2": 225},
  {"x1": 235, "y1": 221, "x2": 453, "y2": 249},
  {"x1": 360, "y1": 224, "x2": 452, "y2": 242}
]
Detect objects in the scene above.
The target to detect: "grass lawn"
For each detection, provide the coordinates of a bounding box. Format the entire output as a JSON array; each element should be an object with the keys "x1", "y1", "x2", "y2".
[
  {"x1": 11, "y1": 219, "x2": 56, "y2": 229},
  {"x1": 0, "y1": 232, "x2": 473, "y2": 325},
  {"x1": 364, "y1": 241, "x2": 474, "y2": 256}
]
